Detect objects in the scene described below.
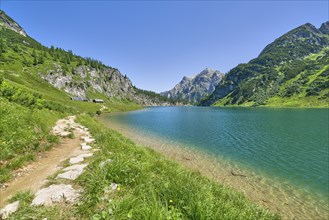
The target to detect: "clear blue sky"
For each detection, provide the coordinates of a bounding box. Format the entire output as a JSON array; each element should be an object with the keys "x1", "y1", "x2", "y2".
[{"x1": 1, "y1": 1, "x2": 328, "y2": 92}]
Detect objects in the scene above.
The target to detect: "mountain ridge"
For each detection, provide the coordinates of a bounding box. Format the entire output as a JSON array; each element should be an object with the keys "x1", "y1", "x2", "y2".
[
  {"x1": 200, "y1": 21, "x2": 329, "y2": 107},
  {"x1": 161, "y1": 68, "x2": 224, "y2": 103},
  {"x1": 0, "y1": 10, "x2": 177, "y2": 107}
]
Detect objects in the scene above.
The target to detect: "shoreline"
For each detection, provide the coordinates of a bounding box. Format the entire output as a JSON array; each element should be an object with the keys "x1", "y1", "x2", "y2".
[{"x1": 98, "y1": 114, "x2": 329, "y2": 220}]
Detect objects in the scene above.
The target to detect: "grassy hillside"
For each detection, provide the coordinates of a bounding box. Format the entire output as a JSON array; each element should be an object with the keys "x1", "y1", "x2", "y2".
[
  {"x1": 213, "y1": 48, "x2": 329, "y2": 107},
  {"x1": 201, "y1": 22, "x2": 329, "y2": 107}
]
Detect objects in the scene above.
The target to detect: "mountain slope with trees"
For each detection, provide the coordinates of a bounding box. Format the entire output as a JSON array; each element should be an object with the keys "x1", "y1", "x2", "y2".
[
  {"x1": 200, "y1": 22, "x2": 329, "y2": 107},
  {"x1": 0, "y1": 10, "x2": 176, "y2": 108}
]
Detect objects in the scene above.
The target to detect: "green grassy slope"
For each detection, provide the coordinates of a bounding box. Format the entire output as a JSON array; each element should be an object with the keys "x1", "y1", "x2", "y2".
[
  {"x1": 0, "y1": 26, "x2": 141, "y2": 113},
  {"x1": 0, "y1": 97, "x2": 62, "y2": 183},
  {"x1": 213, "y1": 48, "x2": 329, "y2": 107},
  {"x1": 201, "y1": 22, "x2": 329, "y2": 107}
]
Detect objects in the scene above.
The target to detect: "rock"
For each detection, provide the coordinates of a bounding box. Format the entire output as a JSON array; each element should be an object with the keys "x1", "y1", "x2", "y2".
[
  {"x1": 75, "y1": 128, "x2": 84, "y2": 133},
  {"x1": 161, "y1": 68, "x2": 224, "y2": 103},
  {"x1": 70, "y1": 153, "x2": 93, "y2": 164},
  {"x1": 63, "y1": 163, "x2": 88, "y2": 171},
  {"x1": 78, "y1": 153, "x2": 93, "y2": 158},
  {"x1": 0, "y1": 11, "x2": 27, "y2": 36},
  {"x1": 58, "y1": 131, "x2": 71, "y2": 137},
  {"x1": 0, "y1": 201, "x2": 20, "y2": 219},
  {"x1": 57, "y1": 164, "x2": 88, "y2": 180},
  {"x1": 32, "y1": 184, "x2": 81, "y2": 206},
  {"x1": 319, "y1": 21, "x2": 329, "y2": 34},
  {"x1": 99, "y1": 159, "x2": 112, "y2": 168},
  {"x1": 81, "y1": 136, "x2": 95, "y2": 143},
  {"x1": 69, "y1": 156, "x2": 84, "y2": 164},
  {"x1": 81, "y1": 143, "x2": 92, "y2": 150}
]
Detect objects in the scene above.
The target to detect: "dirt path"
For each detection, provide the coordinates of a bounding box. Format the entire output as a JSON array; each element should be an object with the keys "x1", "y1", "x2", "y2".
[{"x1": 0, "y1": 131, "x2": 85, "y2": 207}]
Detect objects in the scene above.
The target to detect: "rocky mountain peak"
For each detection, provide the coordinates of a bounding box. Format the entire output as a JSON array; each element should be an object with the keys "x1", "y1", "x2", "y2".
[
  {"x1": 200, "y1": 67, "x2": 214, "y2": 74},
  {"x1": 258, "y1": 21, "x2": 328, "y2": 59},
  {"x1": 181, "y1": 76, "x2": 191, "y2": 82},
  {"x1": 161, "y1": 68, "x2": 224, "y2": 103},
  {"x1": 319, "y1": 21, "x2": 329, "y2": 34},
  {"x1": 0, "y1": 10, "x2": 27, "y2": 36}
]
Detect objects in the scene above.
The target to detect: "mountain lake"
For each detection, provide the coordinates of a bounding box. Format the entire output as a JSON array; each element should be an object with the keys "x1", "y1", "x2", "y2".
[{"x1": 99, "y1": 106, "x2": 329, "y2": 219}]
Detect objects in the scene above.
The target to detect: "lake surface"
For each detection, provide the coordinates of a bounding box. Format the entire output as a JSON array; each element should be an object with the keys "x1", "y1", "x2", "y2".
[{"x1": 101, "y1": 106, "x2": 329, "y2": 216}]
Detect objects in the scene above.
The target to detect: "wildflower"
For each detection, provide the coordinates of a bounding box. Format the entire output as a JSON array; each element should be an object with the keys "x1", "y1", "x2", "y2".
[{"x1": 169, "y1": 200, "x2": 173, "y2": 203}]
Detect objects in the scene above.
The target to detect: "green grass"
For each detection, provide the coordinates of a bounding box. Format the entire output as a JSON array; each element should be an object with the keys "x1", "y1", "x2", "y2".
[
  {"x1": 9, "y1": 114, "x2": 278, "y2": 219},
  {"x1": 0, "y1": 98, "x2": 62, "y2": 183}
]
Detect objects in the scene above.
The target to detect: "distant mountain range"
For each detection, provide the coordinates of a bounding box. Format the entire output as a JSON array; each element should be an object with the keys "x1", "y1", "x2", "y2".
[
  {"x1": 1, "y1": 9, "x2": 327, "y2": 108},
  {"x1": 161, "y1": 68, "x2": 224, "y2": 103},
  {"x1": 200, "y1": 22, "x2": 329, "y2": 107}
]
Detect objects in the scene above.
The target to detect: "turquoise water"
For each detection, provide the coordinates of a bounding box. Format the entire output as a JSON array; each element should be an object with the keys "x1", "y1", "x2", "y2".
[{"x1": 105, "y1": 107, "x2": 329, "y2": 201}]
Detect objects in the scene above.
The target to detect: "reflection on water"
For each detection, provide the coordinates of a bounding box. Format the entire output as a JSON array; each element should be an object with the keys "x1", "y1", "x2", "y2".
[{"x1": 99, "y1": 107, "x2": 329, "y2": 219}]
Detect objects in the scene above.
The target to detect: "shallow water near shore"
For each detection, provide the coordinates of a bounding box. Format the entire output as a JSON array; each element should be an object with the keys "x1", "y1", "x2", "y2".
[{"x1": 99, "y1": 106, "x2": 329, "y2": 219}]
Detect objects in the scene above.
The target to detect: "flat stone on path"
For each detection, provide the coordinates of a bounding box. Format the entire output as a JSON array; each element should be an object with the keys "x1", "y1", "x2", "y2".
[
  {"x1": 81, "y1": 142, "x2": 92, "y2": 150},
  {"x1": 81, "y1": 136, "x2": 95, "y2": 143},
  {"x1": 0, "y1": 201, "x2": 20, "y2": 219},
  {"x1": 57, "y1": 164, "x2": 88, "y2": 180},
  {"x1": 69, "y1": 153, "x2": 93, "y2": 164},
  {"x1": 32, "y1": 184, "x2": 81, "y2": 206},
  {"x1": 69, "y1": 156, "x2": 84, "y2": 164}
]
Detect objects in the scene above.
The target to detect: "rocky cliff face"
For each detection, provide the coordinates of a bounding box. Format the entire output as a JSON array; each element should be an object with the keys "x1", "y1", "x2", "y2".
[
  {"x1": 319, "y1": 21, "x2": 329, "y2": 34},
  {"x1": 0, "y1": 10, "x2": 173, "y2": 106},
  {"x1": 161, "y1": 68, "x2": 224, "y2": 103},
  {"x1": 39, "y1": 64, "x2": 173, "y2": 106},
  {"x1": 0, "y1": 10, "x2": 26, "y2": 36}
]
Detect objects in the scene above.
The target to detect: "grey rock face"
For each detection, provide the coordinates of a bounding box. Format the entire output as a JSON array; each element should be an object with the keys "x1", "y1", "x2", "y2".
[
  {"x1": 39, "y1": 63, "x2": 172, "y2": 106},
  {"x1": 161, "y1": 68, "x2": 224, "y2": 103},
  {"x1": 319, "y1": 21, "x2": 329, "y2": 34},
  {"x1": 0, "y1": 10, "x2": 27, "y2": 36}
]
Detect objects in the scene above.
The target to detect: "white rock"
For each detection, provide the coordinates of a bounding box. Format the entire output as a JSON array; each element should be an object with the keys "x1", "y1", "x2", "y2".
[
  {"x1": 57, "y1": 164, "x2": 88, "y2": 180},
  {"x1": 78, "y1": 153, "x2": 93, "y2": 158},
  {"x1": 59, "y1": 131, "x2": 71, "y2": 137},
  {"x1": 32, "y1": 184, "x2": 81, "y2": 206},
  {"x1": 0, "y1": 201, "x2": 20, "y2": 219},
  {"x1": 81, "y1": 143, "x2": 92, "y2": 150},
  {"x1": 81, "y1": 145, "x2": 92, "y2": 150},
  {"x1": 75, "y1": 128, "x2": 84, "y2": 133},
  {"x1": 84, "y1": 138, "x2": 95, "y2": 143},
  {"x1": 57, "y1": 170, "x2": 82, "y2": 180},
  {"x1": 63, "y1": 164, "x2": 88, "y2": 171},
  {"x1": 69, "y1": 156, "x2": 84, "y2": 164}
]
